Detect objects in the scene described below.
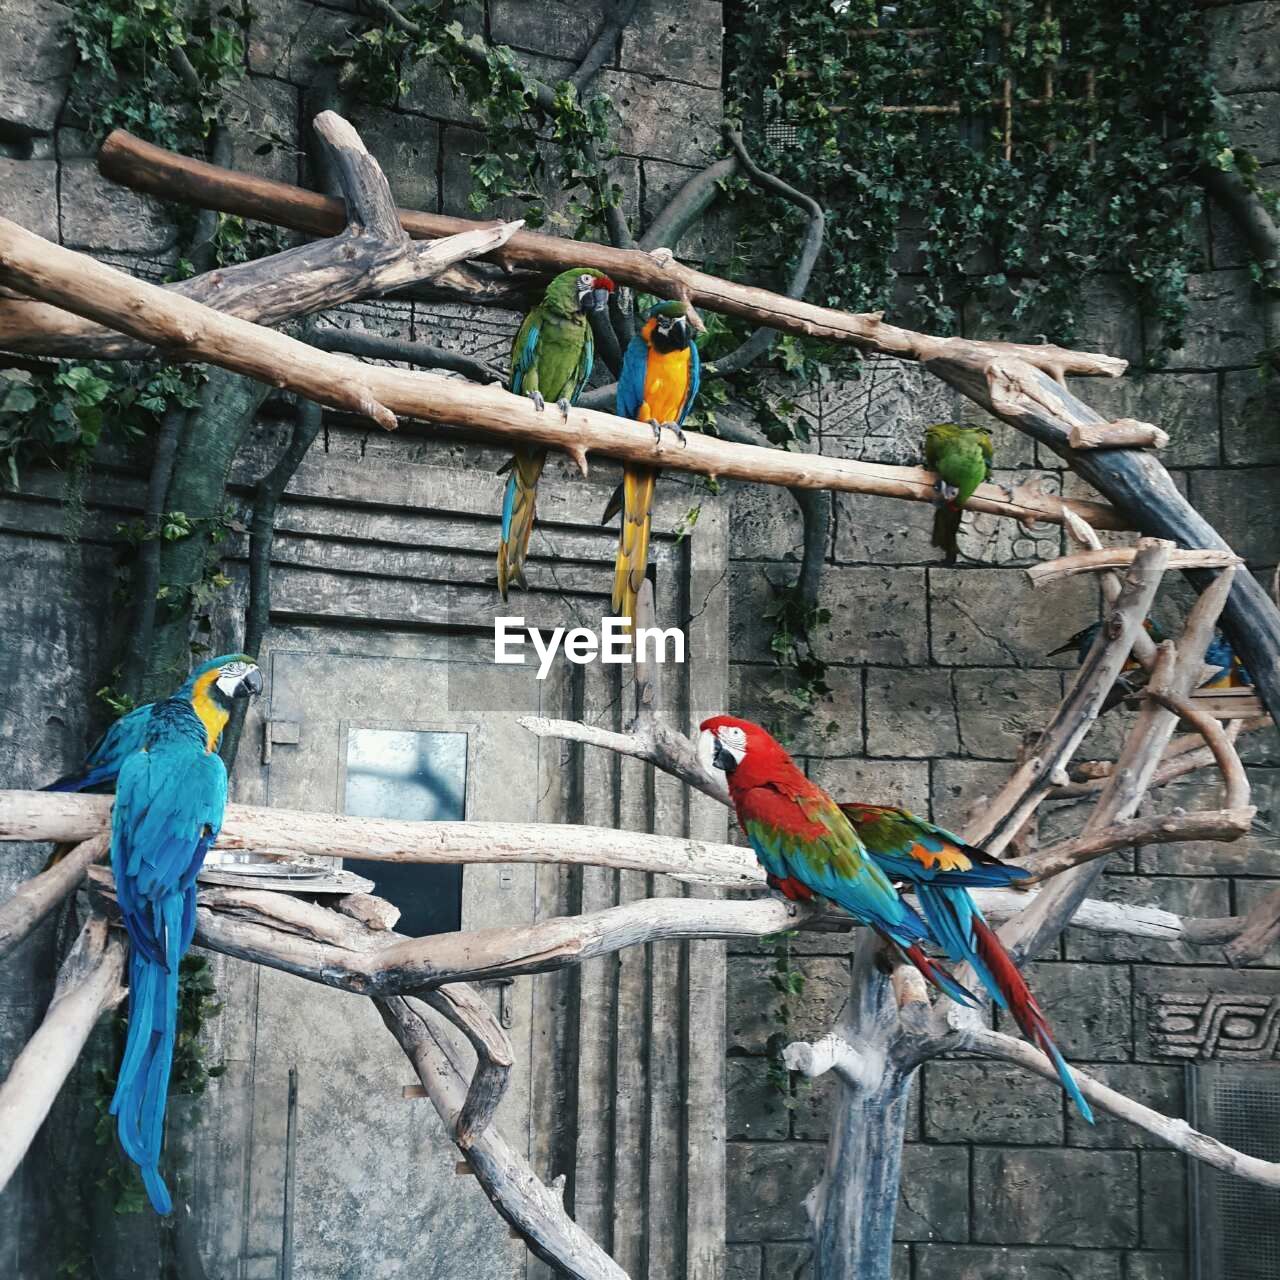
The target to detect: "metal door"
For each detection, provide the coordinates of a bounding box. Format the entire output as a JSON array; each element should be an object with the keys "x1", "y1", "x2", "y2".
[{"x1": 194, "y1": 637, "x2": 566, "y2": 1280}]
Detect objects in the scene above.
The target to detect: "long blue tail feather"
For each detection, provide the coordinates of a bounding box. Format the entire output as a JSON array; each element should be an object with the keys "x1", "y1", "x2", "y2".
[{"x1": 110, "y1": 893, "x2": 184, "y2": 1214}]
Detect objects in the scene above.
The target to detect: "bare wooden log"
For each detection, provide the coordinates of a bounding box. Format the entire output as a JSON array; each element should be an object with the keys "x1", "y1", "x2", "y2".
[
  {"x1": 1183, "y1": 886, "x2": 1280, "y2": 968},
  {"x1": 781, "y1": 1034, "x2": 881, "y2": 1090},
  {"x1": 0, "y1": 216, "x2": 1123, "y2": 532},
  {"x1": 415, "y1": 983, "x2": 513, "y2": 1149},
  {"x1": 1068, "y1": 419, "x2": 1169, "y2": 450},
  {"x1": 0, "y1": 791, "x2": 761, "y2": 888},
  {"x1": 95, "y1": 128, "x2": 1125, "y2": 381},
  {"x1": 0, "y1": 835, "x2": 109, "y2": 959},
  {"x1": 965, "y1": 539, "x2": 1173, "y2": 853},
  {"x1": 964, "y1": 1025, "x2": 1280, "y2": 1188},
  {"x1": 377, "y1": 995, "x2": 627, "y2": 1280},
  {"x1": 1027, "y1": 546, "x2": 1238, "y2": 585},
  {"x1": 0, "y1": 915, "x2": 126, "y2": 1192},
  {"x1": 1142, "y1": 687, "x2": 1252, "y2": 812},
  {"x1": 1012, "y1": 807, "x2": 1255, "y2": 883},
  {"x1": 0, "y1": 115, "x2": 524, "y2": 359}
]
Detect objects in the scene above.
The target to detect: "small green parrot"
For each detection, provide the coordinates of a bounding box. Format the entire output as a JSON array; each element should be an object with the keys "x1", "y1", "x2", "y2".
[
  {"x1": 923, "y1": 422, "x2": 993, "y2": 564},
  {"x1": 497, "y1": 267, "x2": 615, "y2": 598}
]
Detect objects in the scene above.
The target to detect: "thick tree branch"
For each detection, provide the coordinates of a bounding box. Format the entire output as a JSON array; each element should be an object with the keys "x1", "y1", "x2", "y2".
[
  {"x1": 377, "y1": 995, "x2": 627, "y2": 1279},
  {"x1": 0, "y1": 835, "x2": 110, "y2": 960},
  {"x1": 964, "y1": 1025, "x2": 1280, "y2": 1189},
  {"x1": 0, "y1": 216, "x2": 1122, "y2": 532},
  {"x1": 964, "y1": 539, "x2": 1173, "y2": 854},
  {"x1": 1027, "y1": 546, "x2": 1238, "y2": 584},
  {"x1": 310, "y1": 326, "x2": 504, "y2": 383},
  {"x1": 0, "y1": 915, "x2": 126, "y2": 1192},
  {"x1": 640, "y1": 156, "x2": 739, "y2": 252},
  {"x1": 703, "y1": 130, "x2": 826, "y2": 378},
  {"x1": 572, "y1": 0, "x2": 639, "y2": 93},
  {"x1": 92, "y1": 128, "x2": 1123, "y2": 379},
  {"x1": 0, "y1": 115, "x2": 524, "y2": 360}
]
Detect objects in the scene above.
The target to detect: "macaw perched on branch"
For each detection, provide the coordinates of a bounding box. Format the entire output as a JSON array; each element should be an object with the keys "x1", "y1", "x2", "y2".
[
  {"x1": 923, "y1": 422, "x2": 993, "y2": 564},
  {"x1": 1049, "y1": 620, "x2": 1249, "y2": 708},
  {"x1": 698, "y1": 715, "x2": 975, "y2": 1006},
  {"x1": 839, "y1": 803, "x2": 1093, "y2": 1122},
  {"x1": 109, "y1": 655, "x2": 262, "y2": 1212},
  {"x1": 602, "y1": 300, "x2": 701, "y2": 622},
  {"x1": 497, "y1": 267, "x2": 615, "y2": 599},
  {"x1": 43, "y1": 654, "x2": 261, "y2": 793}
]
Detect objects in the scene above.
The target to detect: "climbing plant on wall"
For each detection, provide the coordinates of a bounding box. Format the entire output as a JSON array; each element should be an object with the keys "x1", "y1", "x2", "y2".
[{"x1": 723, "y1": 0, "x2": 1263, "y2": 356}]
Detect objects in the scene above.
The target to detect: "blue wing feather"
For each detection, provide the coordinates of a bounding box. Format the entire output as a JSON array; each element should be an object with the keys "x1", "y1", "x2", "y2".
[
  {"x1": 509, "y1": 320, "x2": 541, "y2": 396},
  {"x1": 616, "y1": 336, "x2": 649, "y2": 420},
  {"x1": 678, "y1": 337, "x2": 701, "y2": 425}
]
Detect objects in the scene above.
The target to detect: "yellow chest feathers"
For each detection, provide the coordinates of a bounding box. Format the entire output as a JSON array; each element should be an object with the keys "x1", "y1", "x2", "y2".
[
  {"x1": 641, "y1": 343, "x2": 692, "y2": 424},
  {"x1": 190, "y1": 669, "x2": 231, "y2": 752}
]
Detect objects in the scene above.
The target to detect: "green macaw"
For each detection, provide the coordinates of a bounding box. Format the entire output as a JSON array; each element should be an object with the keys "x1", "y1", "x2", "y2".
[
  {"x1": 923, "y1": 422, "x2": 993, "y2": 564},
  {"x1": 497, "y1": 267, "x2": 615, "y2": 598}
]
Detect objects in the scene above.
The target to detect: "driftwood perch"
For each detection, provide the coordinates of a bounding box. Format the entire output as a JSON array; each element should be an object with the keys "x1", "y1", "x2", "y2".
[{"x1": 1068, "y1": 418, "x2": 1169, "y2": 450}]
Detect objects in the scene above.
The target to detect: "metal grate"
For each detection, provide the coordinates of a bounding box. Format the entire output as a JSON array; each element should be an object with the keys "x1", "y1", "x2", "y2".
[{"x1": 1191, "y1": 1062, "x2": 1280, "y2": 1280}]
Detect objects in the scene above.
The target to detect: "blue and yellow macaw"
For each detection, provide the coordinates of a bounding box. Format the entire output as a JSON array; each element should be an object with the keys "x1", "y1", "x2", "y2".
[
  {"x1": 43, "y1": 654, "x2": 259, "y2": 793},
  {"x1": 109, "y1": 655, "x2": 262, "y2": 1212},
  {"x1": 497, "y1": 268, "x2": 615, "y2": 599},
  {"x1": 1049, "y1": 620, "x2": 1250, "y2": 707},
  {"x1": 839, "y1": 803, "x2": 1093, "y2": 1122},
  {"x1": 602, "y1": 300, "x2": 701, "y2": 622}
]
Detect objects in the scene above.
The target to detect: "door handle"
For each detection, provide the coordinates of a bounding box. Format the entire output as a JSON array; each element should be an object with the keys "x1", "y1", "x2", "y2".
[
  {"x1": 262, "y1": 719, "x2": 301, "y2": 765},
  {"x1": 478, "y1": 977, "x2": 515, "y2": 1029}
]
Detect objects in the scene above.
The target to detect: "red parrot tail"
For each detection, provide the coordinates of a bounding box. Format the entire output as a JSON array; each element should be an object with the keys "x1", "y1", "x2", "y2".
[
  {"x1": 970, "y1": 917, "x2": 1094, "y2": 1122},
  {"x1": 766, "y1": 872, "x2": 816, "y2": 902},
  {"x1": 932, "y1": 501, "x2": 962, "y2": 565},
  {"x1": 892, "y1": 937, "x2": 977, "y2": 1007}
]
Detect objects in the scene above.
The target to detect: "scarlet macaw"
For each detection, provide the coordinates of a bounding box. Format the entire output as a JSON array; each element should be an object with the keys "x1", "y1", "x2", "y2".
[
  {"x1": 839, "y1": 803, "x2": 1093, "y2": 1121},
  {"x1": 698, "y1": 715, "x2": 975, "y2": 1006},
  {"x1": 923, "y1": 422, "x2": 993, "y2": 564},
  {"x1": 43, "y1": 653, "x2": 260, "y2": 793},
  {"x1": 109, "y1": 655, "x2": 262, "y2": 1211},
  {"x1": 602, "y1": 300, "x2": 700, "y2": 622},
  {"x1": 497, "y1": 268, "x2": 615, "y2": 599}
]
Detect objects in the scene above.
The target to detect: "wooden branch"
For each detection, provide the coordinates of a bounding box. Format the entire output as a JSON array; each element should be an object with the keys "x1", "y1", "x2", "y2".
[
  {"x1": 1027, "y1": 547, "x2": 1238, "y2": 585},
  {"x1": 0, "y1": 835, "x2": 109, "y2": 959},
  {"x1": 0, "y1": 119, "x2": 524, "y2": 359},
  {"x1": 964, "y1": 539, "x2": 1174, "y2": 854},
  {"x1": 1012, "y1": 807, "x2": 1255, "y2": 883},
  {"x1": 94, "y1": 128, "x2": 1124, "y2": 379},
  {"x1": 1001, "y1": 567, "x2": 1238, "y2": 964},
  {"x1": 377, "y1": 995, "x2": 627, "y2": 1280},
  {"x1": 964, "y1": 1025, "x2": 1280, "y2": 1189},
  {"x1": 415, "y1": 983, "x2": 513, "y2": 1149},
  {"x1": 1184, "y1": 886, "x2": 1280, "y2": 968},
  {"x1": 1068, "y1": 419, "x2": 1169, "y2": 450},
  {"x1": 0, "y1": 915, "x2": 126, "y2": 1192},
  {"x1": 0, "y1": 216, "x2": 1125, "y2": 533},
  {"x1": 781, "y1": 1034, "x2": 882, "y2": 1090},
  {"x1": 1142, "y1": 688, "x2": 1251, "y2": 812},
  {"x1": 0, "y1": 791, "x2": 759, "y2": 887}
]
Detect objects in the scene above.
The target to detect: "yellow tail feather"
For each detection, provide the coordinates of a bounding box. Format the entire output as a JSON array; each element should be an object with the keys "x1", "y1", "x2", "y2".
[
  {"x1": 497, "y1": 449, "x2": 547, "y2": 599},
  {"x1": 611, "y1": 466, "x2": 656, "y2": 623}
]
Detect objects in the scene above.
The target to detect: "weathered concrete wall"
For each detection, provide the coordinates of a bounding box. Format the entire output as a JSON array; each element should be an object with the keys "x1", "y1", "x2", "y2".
[{"x1": 721, "y1": 5, "x2": 1280, "y2": 1278}]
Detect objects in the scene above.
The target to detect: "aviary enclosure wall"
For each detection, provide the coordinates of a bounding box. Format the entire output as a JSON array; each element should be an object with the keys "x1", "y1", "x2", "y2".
[{"x1": 0, "y1": 1, "x2": 1277, "y2": 1278}]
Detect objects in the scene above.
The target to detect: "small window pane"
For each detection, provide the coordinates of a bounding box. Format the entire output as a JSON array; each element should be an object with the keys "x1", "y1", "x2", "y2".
[{"x1": 342, "y1": 728, "x2": 467, "y2": 936}]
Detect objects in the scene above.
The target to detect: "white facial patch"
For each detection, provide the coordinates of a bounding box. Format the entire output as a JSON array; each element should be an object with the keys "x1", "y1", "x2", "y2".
[
  {"x1": 215, "y1": 660, "x2": 253, "y2": 698},
  {"x1": 697, "y1": 729, "x2": 719, "y2": 775},
  {"x1": 717, "y1": 724, "x2": 747, "y2": 762}
]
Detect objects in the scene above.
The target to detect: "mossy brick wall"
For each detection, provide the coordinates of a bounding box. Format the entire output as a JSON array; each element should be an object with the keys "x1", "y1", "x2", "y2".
[
  {"x1": 722, "y1": 5, "x2": 1280, "y2": 1279},
  {"x1": 1, "y1": 1, "x2": 1278, "y2": 1277}
]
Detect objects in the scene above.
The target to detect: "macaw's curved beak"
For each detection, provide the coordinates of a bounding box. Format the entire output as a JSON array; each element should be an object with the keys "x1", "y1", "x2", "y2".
[
  {"x1": 589, "y1": 286, "x2": 612, "y2": 313},
  {"x1": 240, "y1": 667, "x2": 265, "y2": 698}
]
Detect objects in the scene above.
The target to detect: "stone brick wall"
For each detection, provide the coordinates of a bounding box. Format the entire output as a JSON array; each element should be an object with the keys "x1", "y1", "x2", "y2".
[
  {"x1": 722, "y1": 6, "x2": 1280, "y2": 1278},
  {"x1": 2, "y1": 0, "x2": 1279, "y2": 1277}
]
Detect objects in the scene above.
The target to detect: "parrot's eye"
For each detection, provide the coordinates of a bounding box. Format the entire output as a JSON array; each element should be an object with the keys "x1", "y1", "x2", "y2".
[{"x1": 577, "y1": 274, "x2": 593, "y2": 289}]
